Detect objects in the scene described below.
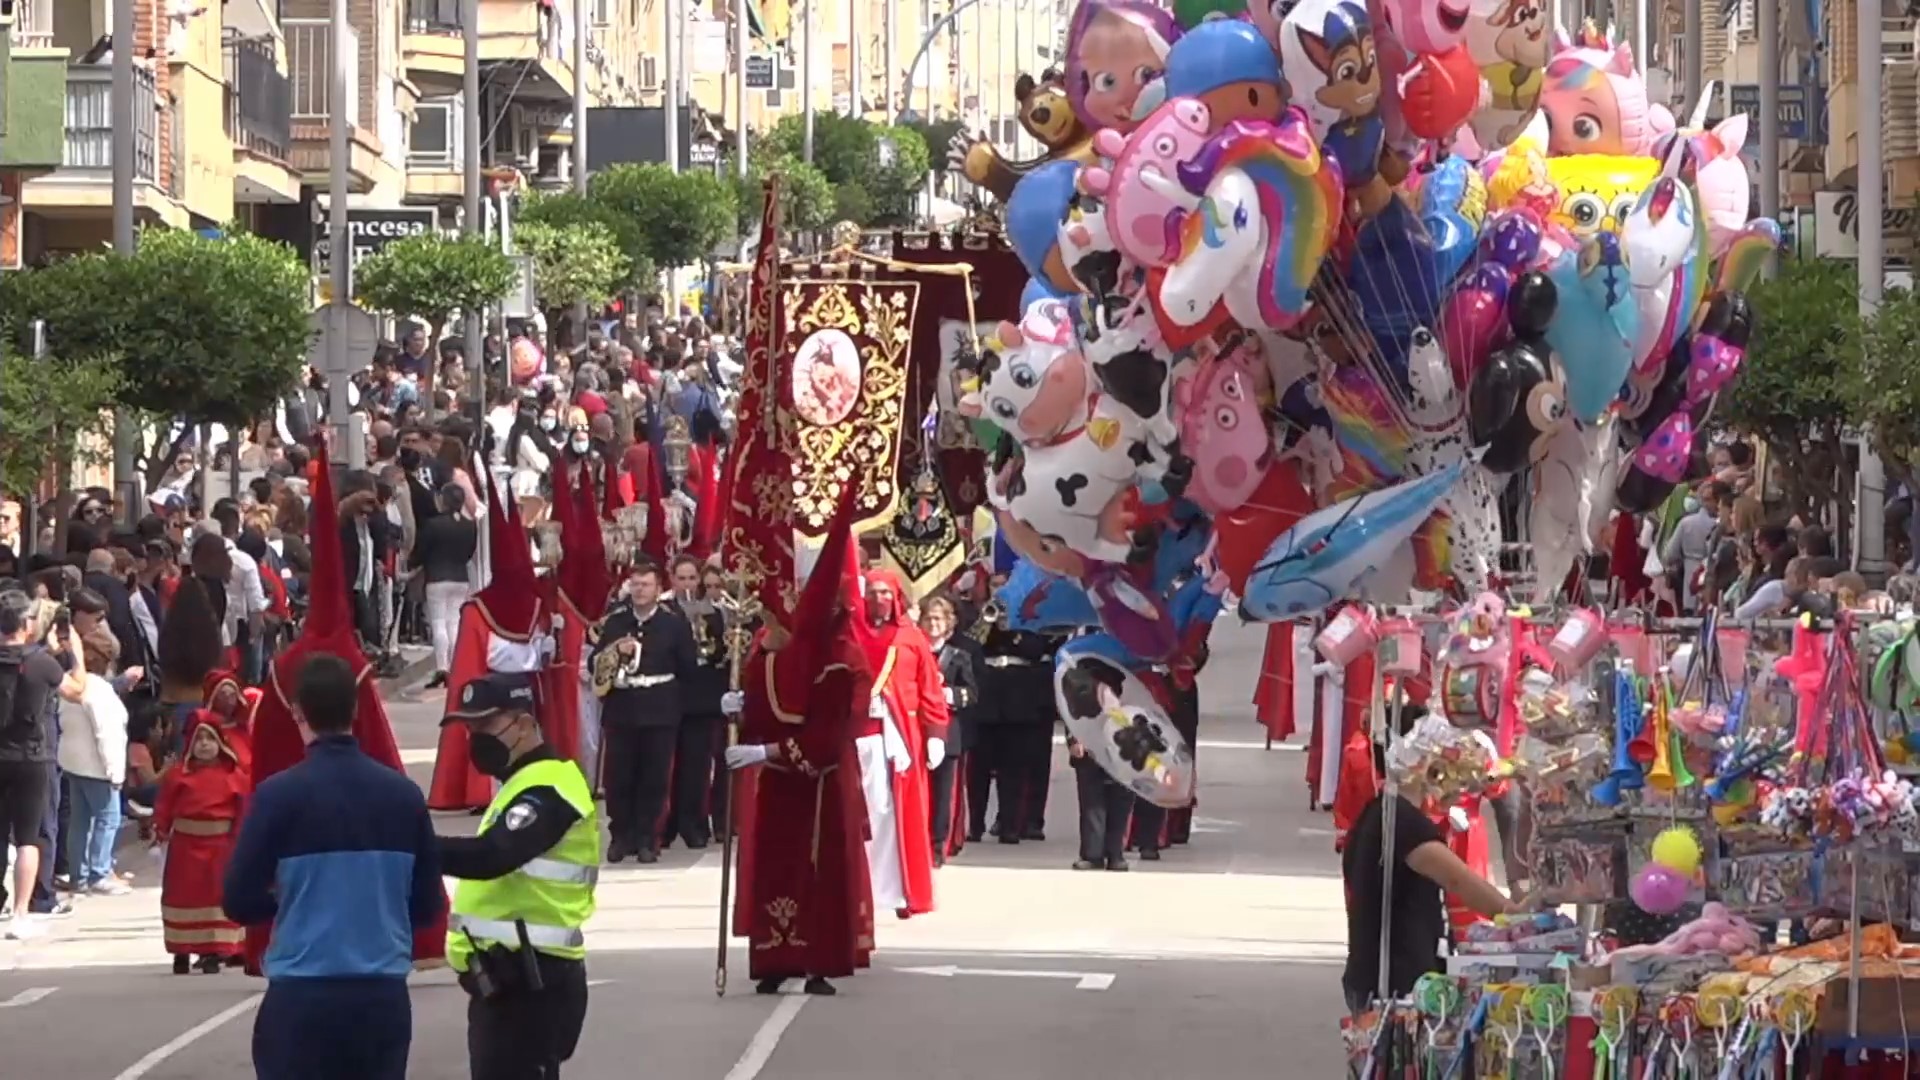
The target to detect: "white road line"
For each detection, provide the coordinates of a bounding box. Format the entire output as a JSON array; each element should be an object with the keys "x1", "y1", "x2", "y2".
[
  {"x1": 113, "y1": 993, "x2": 262, "y2": 1080},
  {"x1": 0, "y1": 986, "x2": 55, "y2": 1008},
  {"x1": 722, "y1": 992, "x2": 810, "y2": 1080},
  {"x1": 897, "y1": 964, "x2": 1116, "y2": 990}
]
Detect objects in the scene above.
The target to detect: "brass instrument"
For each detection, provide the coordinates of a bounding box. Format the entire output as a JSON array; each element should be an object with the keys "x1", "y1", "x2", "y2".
[{"x1": 968, "y1": 597, "x2": 1005, "y2": 644}]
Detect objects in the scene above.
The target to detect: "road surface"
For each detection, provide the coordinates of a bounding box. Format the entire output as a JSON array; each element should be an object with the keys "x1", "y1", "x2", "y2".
[{"x1": 0, "y1": 618, "x2": 1353, "y2": 1079}]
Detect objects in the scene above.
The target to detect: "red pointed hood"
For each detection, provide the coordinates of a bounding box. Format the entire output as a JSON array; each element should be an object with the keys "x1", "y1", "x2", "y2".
[
  {"x1": 571, "y1": 461, "x2": 614, "y2": 619},
  {"x1": 474, "y1": 470, "x2": 542, "y2": 639},
  {"x1": 554, "y1": 459, "x2": 613, "y2": 621},
  {"x1": 769, "y1": 483, "x2": 868, "y2": 715},
  {"x1": 641, "y1": 447, "x2": 671, "y2": 566},
  {"x1": 302, "y1": 437, "x2": 351, "y2": 641}
]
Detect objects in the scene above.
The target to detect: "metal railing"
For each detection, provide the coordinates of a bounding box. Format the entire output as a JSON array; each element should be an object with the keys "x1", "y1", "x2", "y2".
[
  {"x1": 286, "y1": 18, "x2": 359, "y2": 127},
  {"x1": 7, "y1": 0, "x2": 54, "y2": 49},
  {"x1": 224, "y1": 36, "x2": 293, "y2": 161},
  {"x1": 64, "y1": 65, "x2": 157, "y2": 181},
  {"x1": 405, "y1": 0, "x2": 460, "y2": 34}
]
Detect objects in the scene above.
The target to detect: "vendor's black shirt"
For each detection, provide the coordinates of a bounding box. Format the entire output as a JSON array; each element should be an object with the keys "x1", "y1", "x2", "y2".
[{"x1": 1342, "y1": 794, "x2": 1447, "y2": 1000}]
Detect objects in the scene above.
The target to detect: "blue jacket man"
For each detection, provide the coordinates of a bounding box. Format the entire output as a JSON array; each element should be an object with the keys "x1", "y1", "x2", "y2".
[{"x1": 223, "y1": 654, "x2": 444, "y2": 1080}]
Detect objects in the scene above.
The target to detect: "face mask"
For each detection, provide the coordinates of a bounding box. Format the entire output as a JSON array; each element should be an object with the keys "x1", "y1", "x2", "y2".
[
  {"x1": 539, "y1": 416, "x2": 557, "y2": 432},
  {"x1": 398, "y1": 447, "x2": 421, "y2": 468},
  {"x1": 469, "y1": 726, "x2": 516, "y2": 778},
  {"x1": 570, "y1": 437, "x2": 590, "y2": 454}
]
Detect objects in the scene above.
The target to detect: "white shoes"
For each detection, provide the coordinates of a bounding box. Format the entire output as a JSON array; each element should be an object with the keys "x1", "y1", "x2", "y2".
[
  {"x1": 5, "y1": 915, "x2": 42, "y2": 940},
  {"x1": 88, "y1": 880, "x2": 132, "y2": 897}
]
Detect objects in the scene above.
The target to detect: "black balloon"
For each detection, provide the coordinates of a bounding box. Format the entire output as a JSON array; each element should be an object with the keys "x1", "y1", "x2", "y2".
[
  {"x1": 1507, "y1": 271, "x2": 1559, "y2": 339},
  {"x1": 1468, "y1": 339, "x2": 1552, "y2": 474}
]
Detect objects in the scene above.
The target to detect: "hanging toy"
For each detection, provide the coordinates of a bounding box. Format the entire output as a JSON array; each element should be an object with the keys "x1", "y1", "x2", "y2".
[
  {"x1": 1629, "y1": 862, "x2": 1690, "y2": 915},
  {"x1": 1649, "y1": 825, "x2": 1703, "y2": 877}
]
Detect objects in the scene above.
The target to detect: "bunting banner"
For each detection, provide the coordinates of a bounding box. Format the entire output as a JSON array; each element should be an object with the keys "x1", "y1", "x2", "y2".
[
  {"x1": 879, "y1": 461, "x2": 967, "y2": 603},
  {"x1": 890, "y1": 229, "x2": 1025, "y2": 516},
  {"x1": 773, "y1": 274, "x2": 920, "y2": 537},
  {"x1": 720, "y1": 179, "x2": 800, "y2": 630}
]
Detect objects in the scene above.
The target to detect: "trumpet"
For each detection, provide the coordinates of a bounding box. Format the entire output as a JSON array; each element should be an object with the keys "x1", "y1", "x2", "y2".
[{"x1": 967, "y1": 598, "x2": 1005, "y2": 643}]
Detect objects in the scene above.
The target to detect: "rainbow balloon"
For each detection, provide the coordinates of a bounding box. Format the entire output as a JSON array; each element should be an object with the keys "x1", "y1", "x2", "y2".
[{"x1": 1174, "y1": 110, "x2": 1343, "y2": 330}]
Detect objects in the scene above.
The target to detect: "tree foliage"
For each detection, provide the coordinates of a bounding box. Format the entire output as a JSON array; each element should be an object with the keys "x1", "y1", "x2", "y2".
[
  {"x1": 0, "y1": 229, "x2": 308, "y2": 426},
  {"x1": 728, "y1": 148, "x2": 836, "y2": 237},
  {"x1": 1853, "y1": 284, "x2": 1920, "y2": 479},
  {"x1": 517, "y1": 189, "x2": 654, "y2": 291},
  {"x1": 902, "y1": 118, "x2": 967, "y2": 174},
  {"x1": 0, "y1": 345, "x2": 121, "y2": 497},
  {"x1": 764, "y1": 114, "x2": 931, "y2": 226},
  {"x1": 354, "y1": 233, "x2": 518, "y2": 338},
  {"x1": 514, "y1": 220, "x2": 630, "y2": 315},
  {"x1": 1716, "y1": 256, "x2": 1858, "y2": 523},
  {"x1": 589, "y1": 163, "x2": 737, "y2": 270}
]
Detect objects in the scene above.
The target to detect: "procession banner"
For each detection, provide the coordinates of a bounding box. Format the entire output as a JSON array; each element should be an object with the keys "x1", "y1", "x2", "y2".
[
  {"x1": 879, "y1": 462, "x2": 968, "y2": 603},
  {"x1": 773, "y1": 275, "x2": 921, "y2": 538},
  {"x1": 719, "y1": 179, "x2": 800, "y2": 629}
]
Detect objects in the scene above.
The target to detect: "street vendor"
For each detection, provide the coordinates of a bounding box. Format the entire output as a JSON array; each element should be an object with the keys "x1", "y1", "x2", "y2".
[{"x1": 1341, "y1": 704, "x2": 1523, "y2": 1015}]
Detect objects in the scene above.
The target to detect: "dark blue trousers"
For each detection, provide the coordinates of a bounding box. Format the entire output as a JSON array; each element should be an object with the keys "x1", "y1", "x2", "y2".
[{"x1": 253, "y1": 977, "x2": 411, "y2": 1080}]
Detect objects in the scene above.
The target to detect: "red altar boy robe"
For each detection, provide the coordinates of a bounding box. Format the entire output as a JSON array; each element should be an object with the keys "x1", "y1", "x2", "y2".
[
  {"x1": 1252, "y1": 623, "x2": 1297, "y2": 741},
  {"x1": 859, "y1": 568, "x2": 947, "y2": 918},
  {"x1": 733, "y1": 504, "x2": 875, "y2": 982},
  {"x1": 156, "y1": 717, "x2": 247, "y2": 957},
  {"x1": 199, "y1": 670, "x2": 254, "y2": 778}
]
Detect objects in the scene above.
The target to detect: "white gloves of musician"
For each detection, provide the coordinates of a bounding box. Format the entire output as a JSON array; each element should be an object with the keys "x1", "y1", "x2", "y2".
[
  {"x1": 926, "y1": 737, "x2": 946, "y2": 770},
  {"x1": 724, "y1": 744, "x2": 769, "y2": 771},
  {"x1": 943, "y1": 687, "x2": 955, "y2": 705},
  {"x1": 721, "y1": 691, "x2": 745, "y2": 717}
]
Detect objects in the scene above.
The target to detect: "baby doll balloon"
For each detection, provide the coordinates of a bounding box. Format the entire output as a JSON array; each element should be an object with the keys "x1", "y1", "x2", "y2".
[
  {"x1": 1539, "y1": 22, "x2": 1675, "y2": 157},
  {"x1": 1064, "y1": 0, "x2": 1183, "y2": 134}
]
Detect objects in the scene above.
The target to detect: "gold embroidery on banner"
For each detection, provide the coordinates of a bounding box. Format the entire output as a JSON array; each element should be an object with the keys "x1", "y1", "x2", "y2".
[{"x1": 776, "y1": 279, "x2": 919, "y2": 535}]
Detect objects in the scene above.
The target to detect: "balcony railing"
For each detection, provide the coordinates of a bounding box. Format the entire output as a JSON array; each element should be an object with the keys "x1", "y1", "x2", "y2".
[
  {"x1": 64, "y1": 65, "x2": 157, "y2": 182},
  {"x1": 286, "y1": 18, "x2": 360, "y2": 127},
  {"x1": 406, "y1": 0, "x2": 460, "y2": 34},
  {"x1": 6, "y1": 0, "x2": 54, "y2": 49},
  {"x1": 224, "y1": 36, "x2": 293, "y2": 161}
]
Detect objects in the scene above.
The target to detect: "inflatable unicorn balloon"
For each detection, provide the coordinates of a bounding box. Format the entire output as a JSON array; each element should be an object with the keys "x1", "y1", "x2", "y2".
[{"x1": 1655, "y1": 86, "x2": 1753, "y2": 257}]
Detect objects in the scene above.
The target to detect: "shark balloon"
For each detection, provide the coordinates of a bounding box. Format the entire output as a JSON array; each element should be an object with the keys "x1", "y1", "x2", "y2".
[{"x1": 1239, "y1": 460, "x2": 1466, "y2": 621}]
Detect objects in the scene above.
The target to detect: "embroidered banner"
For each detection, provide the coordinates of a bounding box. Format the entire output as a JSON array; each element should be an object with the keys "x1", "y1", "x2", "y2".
[
  {"x1": 879, "y1": 462, "x2": 966, "y2": 602},
  {"x1": 720, "y1": 179, "x2": 800, "y2": 629},
  {"x1": 775, "y1": 276, "x2": 920, "y2": 537}
]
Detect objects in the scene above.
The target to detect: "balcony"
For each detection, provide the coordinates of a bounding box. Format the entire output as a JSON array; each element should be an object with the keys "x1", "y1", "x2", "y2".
[
  {"x1": 225, "y1": 36, "x2": 293, "y2": 163},
  {"x1": 65, "y1": 66, "x2": 157, "y2": 180},
  {"x1": 20, "y1": 65, "x2": 186, "y2": 227},
  {"x1": 283, "y1": 17, "x2": 386, "y2": 191},
  {"x1": 6, "y1": 0, "x2": 54, "y2": 50},
  {"x1": 403, "y1": 0, "x2": 465, "y2": 81}
]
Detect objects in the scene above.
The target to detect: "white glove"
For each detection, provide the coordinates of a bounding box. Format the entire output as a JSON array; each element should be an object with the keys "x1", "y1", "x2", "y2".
[
  {"x1": 724, "y1": 744, "x2": 770, "y2": 770},
  {"x1": 943, "y1": 687, "x2": 955, "y2": 705},
  {"x1": 926, "y1": 737, "x2": 946, "y2": 770},
  {"x1": 869, "y1": 695, "x2": 887, "y2": 719},
  {"x1": 881, "y1": 718, "x2": 911, "y2": 774},
  {"x1": 721, "y1": 690, "x2": 745, "y2": 716}
]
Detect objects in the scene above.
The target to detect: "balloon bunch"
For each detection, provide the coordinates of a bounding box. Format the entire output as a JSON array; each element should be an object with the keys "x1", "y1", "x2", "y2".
[{"x1": 947, "y1": 4, "x2": 1783, "y2": 797}]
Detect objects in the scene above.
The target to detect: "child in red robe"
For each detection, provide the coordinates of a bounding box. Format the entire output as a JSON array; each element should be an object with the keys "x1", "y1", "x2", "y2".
[
  {"x1": 198, "y1": 670, "x2": 254, "y2": 776},
  {"x1": 154, "y1": 717, "x2": 248, "y2": 973}
]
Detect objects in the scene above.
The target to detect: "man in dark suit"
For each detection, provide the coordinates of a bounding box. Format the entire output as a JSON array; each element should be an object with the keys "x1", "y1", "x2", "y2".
[{"x1": 590, "y1": 561, "x2": 699, "y2": 864}]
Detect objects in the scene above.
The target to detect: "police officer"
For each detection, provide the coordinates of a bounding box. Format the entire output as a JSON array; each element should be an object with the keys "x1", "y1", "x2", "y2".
[{"x1": 438, "y1": 672, "x2": 599, "y2": 1080}]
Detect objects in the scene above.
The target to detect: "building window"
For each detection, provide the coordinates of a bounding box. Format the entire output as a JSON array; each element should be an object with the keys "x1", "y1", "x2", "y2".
[
  {"x1": 410, "y1": 96, "x2": 462, "y2": 169},
  {"x1": 641, "y1": 55, "x2": 660, "y2": 89}
]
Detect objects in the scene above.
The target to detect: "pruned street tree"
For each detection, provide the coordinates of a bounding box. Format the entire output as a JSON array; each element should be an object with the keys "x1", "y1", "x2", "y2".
[
  {"x1": 515, "y1": 219, "x2": 631, "y2": 336},
  {"x1": 589, "y1": 163, "x2": 737, "y2": 271},
  {"x1": 354, "y1": 232, "x2": 517, "y2": 403}
]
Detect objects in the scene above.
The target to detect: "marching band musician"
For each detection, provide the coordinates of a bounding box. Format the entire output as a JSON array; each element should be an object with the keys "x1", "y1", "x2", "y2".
[
  {"x1": 590, "y1": 560, "x2": 699, "y2": 864},
  {"x1": 663, "y1": 555, "x2": 729, "y2": 850},
  {"x1": 966, "y1": 613, "x2": 1056, "y2": 845}
]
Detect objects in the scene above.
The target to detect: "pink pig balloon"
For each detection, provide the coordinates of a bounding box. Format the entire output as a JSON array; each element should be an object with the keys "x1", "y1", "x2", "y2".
[{"x1": 1174, "y1": 349, "x2": 1274, "y2": 513}]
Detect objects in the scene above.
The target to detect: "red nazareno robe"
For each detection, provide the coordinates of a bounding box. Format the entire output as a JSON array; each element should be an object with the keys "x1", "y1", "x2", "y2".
[
  {"x1": 734, "y1": 639, "x2": 875, "y2": 981},
  {"x1": 861, "y1": 570, "x2": 948, "y2": 918},
  {"x1": 157, "y1": 720, "x2": 248, "y2": 957}
]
